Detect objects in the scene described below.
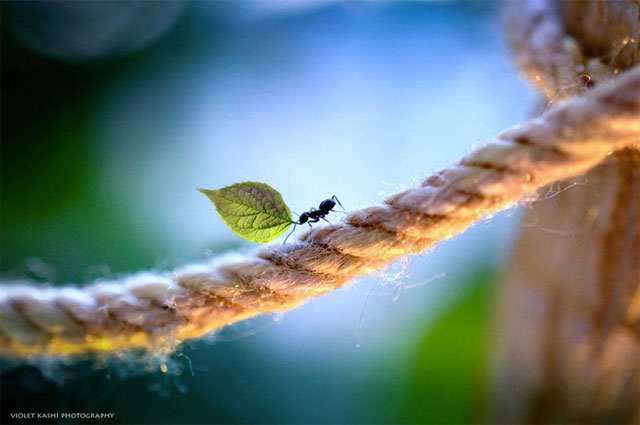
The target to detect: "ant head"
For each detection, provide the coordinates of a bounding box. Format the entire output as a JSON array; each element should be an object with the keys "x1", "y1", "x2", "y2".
[
  {"x1": 319, "y1": 199, "x2": 336, "y2": 211},
  {"x1": 299, "y1": 212, "x2": 309, "y2": 224}
]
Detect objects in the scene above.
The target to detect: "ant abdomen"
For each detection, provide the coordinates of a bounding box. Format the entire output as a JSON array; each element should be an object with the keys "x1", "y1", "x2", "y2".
[{"x1": 319, "y1": 199, "x2": 336, "y2": 212}]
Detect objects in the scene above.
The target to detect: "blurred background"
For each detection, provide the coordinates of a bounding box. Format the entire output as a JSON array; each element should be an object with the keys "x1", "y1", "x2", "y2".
[{"x1": 1, "y1": 1, "x2": 536, "y2": 423}]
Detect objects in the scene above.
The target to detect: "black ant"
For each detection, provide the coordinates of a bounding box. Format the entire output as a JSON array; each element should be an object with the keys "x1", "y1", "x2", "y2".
[{"x1": 284, "y1": 195, "x2": 344, "y2": 243}]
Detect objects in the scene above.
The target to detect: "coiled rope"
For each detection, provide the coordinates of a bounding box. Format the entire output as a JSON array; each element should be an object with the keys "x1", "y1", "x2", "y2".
[{"x1": 1, "y1": 48, "x2": 639, "y2": 357}]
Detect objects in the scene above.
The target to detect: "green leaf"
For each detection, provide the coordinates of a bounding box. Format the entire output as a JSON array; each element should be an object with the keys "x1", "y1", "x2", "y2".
[{"x1": 197, "y1": 182, "x2": 294, "y2": 243}]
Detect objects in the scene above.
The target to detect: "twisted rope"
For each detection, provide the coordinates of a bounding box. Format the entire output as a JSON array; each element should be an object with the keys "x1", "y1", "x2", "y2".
[
  {"x1": 503, "y1": 0, "x2": 608, "y2": 101},
  {"x1": 494, "y1": 1, "x2": 640, "y2": 423},
  {"x1": 504, "y1": 0, "x2": 639, "y2": 100},
  {"x1": 1, "y1": 62, "x2": 639, "y2": 356}
]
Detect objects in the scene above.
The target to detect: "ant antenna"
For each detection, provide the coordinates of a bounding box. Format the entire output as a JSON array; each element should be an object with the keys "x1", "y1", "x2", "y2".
[{"x1": 283, "y1": 224, "x2": 297, "y2": 244}]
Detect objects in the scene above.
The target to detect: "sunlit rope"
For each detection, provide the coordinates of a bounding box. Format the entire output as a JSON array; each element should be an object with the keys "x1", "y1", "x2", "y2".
[
  {"x1": 1, "y1": 62, "x2": 637, "y2": 356},
  {"x1": 504, "y1": 0, "x2": 639, "y2": 101},
  {"x1": 493, "y1": 1, "x2": 640, "y2": 423}
]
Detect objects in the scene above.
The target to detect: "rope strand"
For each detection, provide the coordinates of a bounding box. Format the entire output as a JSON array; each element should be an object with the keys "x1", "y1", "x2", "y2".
[{"x1": 1, "y1": 64, "x2": 639, "y2": 356}]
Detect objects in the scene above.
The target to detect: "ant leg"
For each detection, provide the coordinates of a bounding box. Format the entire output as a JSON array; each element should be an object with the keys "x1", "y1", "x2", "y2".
[
  {"x1": 331, "y1": 195, "x2": 345, "y2": 211},
  {"x1": 320, "y1": 216, "x2": 330, "y2": 223},
  {"x1": 283, "y1": 224, "x2": 297, "y2": 244}
]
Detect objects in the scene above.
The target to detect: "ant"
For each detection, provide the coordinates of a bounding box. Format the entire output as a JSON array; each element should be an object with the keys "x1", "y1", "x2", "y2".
[{"x1": 284, "y1": 195, "x2": 344, "y2": 243}]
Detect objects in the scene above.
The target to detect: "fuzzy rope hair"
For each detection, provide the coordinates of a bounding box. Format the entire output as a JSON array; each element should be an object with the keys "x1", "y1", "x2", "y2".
[{"x1": 1, "y1": 63, "x2": 639, "y2": 356}]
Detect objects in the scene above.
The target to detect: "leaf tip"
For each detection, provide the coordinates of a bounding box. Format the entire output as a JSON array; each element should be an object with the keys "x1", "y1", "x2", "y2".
[{"x1": 196, "y1": 187, "x2": 215, "y2": 196}]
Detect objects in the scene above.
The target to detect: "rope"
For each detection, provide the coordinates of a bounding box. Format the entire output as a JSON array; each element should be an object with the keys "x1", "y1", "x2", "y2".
[
  {"x1": 495, "y1": 1, "x2": 640, "y2": 423},
  {"x1": 503, "y1": 0, "x2": 639, "y2": 100},
  {"x1": 503, "y1": 0, "x2": 607, "y2": 101},
  {"x1": 1, "y1": 63, "x2": 639, "y2": 358}
]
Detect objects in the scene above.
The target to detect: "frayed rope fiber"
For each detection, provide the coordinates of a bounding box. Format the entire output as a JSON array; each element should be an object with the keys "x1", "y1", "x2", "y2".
[{"x1": 1, "y1": 64, "x2": 639, "y2": 356}]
